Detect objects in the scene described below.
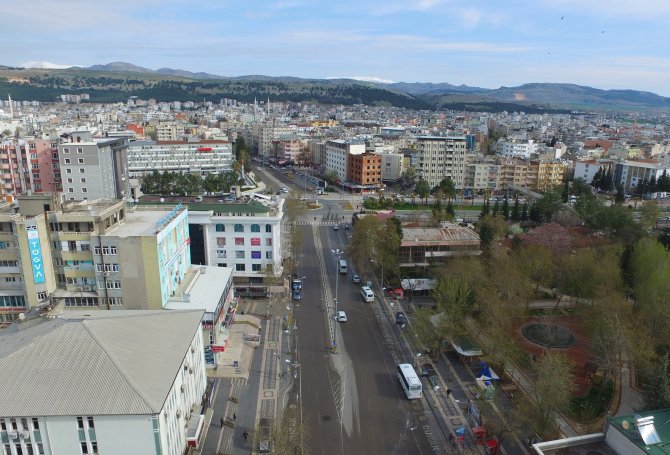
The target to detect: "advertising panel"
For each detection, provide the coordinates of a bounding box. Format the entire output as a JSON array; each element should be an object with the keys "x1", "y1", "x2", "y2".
[{"x1": 26, "y1": 225, "x2": 45, "y2": 284}]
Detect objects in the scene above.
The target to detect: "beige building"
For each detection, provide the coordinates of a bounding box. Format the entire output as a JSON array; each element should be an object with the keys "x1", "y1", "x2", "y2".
[{"x1": 415, "y1": 136, "x2": 468, "y2": 188}]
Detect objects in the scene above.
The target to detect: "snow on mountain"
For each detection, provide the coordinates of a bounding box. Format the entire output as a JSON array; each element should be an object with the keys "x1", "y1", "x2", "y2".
[{"x1": 21, "y1": 61, "x2": 81, "y2": 69}]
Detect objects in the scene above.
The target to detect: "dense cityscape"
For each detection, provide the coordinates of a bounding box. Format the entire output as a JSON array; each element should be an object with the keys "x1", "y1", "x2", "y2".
[{"x1": 0, "y1": 86, "x2": 669, "y2": 455}]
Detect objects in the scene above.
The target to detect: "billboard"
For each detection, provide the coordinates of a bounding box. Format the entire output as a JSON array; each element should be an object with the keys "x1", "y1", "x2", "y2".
[{"x1": 26, "y1": 226, "x2": 45, "y2": 284}]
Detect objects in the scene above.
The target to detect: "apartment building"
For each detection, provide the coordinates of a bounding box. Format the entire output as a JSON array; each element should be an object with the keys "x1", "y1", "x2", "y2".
[
  {"x1": 0, "y1": 194, "x2": 193, "y2": 323},
  {"x1": 156, "y1": 122, "x2": 185, "y2": 141},
  {"x1": 465, "y1": 161, "x2": 501, "y2": 191},
  {"x1": 58, "y1": 131, "x2": 128, "y2": 201},
  {"x1": 574, "y1": 159, "x2": 669, "y2": 192},
  {"x1": 0, "y1": 310, "x2": 208, "y2": 455},
  {"x1": 415, "y1": 136, "x2": 467, "y2": 188},
  {"x1": 536, "y1": 161, "x2": 566, "y2": 191},
  {"x1": 324, "y1": 140, "x2": 365, "y2": 181},
  {"x1": 347, "y1": 153, "x2": 381, "y2": 186},
  {"x1": 140, "y1": 195, "x2": 284, "y2": 292},
  {"x1": 497, "y1": 139, "x2": 537, "y2": 159},
  {"x1": 251, "y1": 125, "x2": 295, "y2": 157},
  {"x1": 380, "y1": 152, "x2": 405, "y2": 182},
  {"x1": 274, "y1": 138, "x2": 304, "y2": 163},
  {"x1": 0, "y1": 138, "x2": 60, "y2": 196},
  {"x1": 127, "y1": 140, "x2": 233, "y2": 178}
]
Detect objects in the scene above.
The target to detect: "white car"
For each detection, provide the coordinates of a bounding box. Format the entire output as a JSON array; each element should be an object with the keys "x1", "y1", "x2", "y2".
[
  {"x1": 333, "y1": 224, "x2": 339, "y2": 231},
  {"x1": 336, "y1": 311, "x2": 347, "y2": 322}
]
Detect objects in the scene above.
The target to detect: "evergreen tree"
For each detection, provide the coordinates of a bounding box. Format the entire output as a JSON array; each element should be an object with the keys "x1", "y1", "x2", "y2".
[
  {"x1": 521, "y1": 202, "x2": 529, "y2": 221},
  {"x1": 446, "y1": 200, "x2": 455, "y2": 218},
  {"x1": 615, "y1": 185, "x2": 625, "y2": 204},
  {"x1": 643, "y1": 352, "x2": 670, "y2": 411},
  {"x1": 604, "y1": 167, "x2": 614, "y2": 192},
  {"x1": 649, "y1": 175, "x2": 657, "y2": 194},
  {"x1": 562, "y1": 181, "x2": 569, "y2": 203},
  {"x1": 502, "y1": 197, "x2": 510, "y2": 220},
  {"x1": 511, "y1": 197, "x2": 520, "y2": 221},
  {"x1": 658, "y1": 170, "x2": 669, "y2": 192},
  {"x1": 591, "y1": 168, "x2": 603, "y2": 189},
  {"x1": 492, "y1": 200, "x2": 500, "y2": 217},
  {"x1": 480, "y1": 199, "x2": 490, "y2": 217}
]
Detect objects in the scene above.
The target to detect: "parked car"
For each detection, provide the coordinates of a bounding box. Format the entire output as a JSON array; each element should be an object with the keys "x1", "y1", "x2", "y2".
[
  {"x1": 333, "y1": 224, "x2": 339, "y2": 231},
  {"x1": 336, "y1": 310, "x2": 347, "y2": 322},
  {"x1": 418, "y1": 362, "x2": 437, "y2": 378},
  {"x1": 292, "y1": 290, "x2": 302, "y2": 300},
  {"x1": 395, "y1": 312, "x2": 407, "y2": 326},
  {"x1": 352, "y1": 274, "x2": 361, "y2": 284}
]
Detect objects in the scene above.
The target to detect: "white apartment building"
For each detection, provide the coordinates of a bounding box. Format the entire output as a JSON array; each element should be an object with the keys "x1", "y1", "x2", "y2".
[
  {"x1": 497, "y1": 139, "x2": 537, "y2": 159},
  {"x1": 380, "y1": 152, "x2": 405, "y2": 182},
  {"x1": 415, "y1": 136, "x2": 467, "y2": 188},
  {"x1": 324, "y1": 140, "x2": 365, "y2": 181},
  {"x1": 127, "y1": 140, "x2": 233, "y2": 178},
  {"x1": 0, "y1": 310, "x2": 208, "y2": 455}
]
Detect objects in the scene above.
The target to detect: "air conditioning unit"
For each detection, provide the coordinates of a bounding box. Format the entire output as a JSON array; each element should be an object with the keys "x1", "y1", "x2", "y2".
[
  {"x1": 84, "y1": 286, "x2": 92, "y2": 291},
  {"x1": 7, "y1": 430, "x2": 18, "y2": 439},
  {"x1": 19, "y1": 431, "x2": 30, "y2": 439},
  {"x1": 76, "y1": 286, "x2": 84, "y2": 291},
  {"x1": 189, "y1": 368, "x2": 193, "y2": 374},
  {"x1": 103, "y1": 271, "x2": 111, "y2": 277},
  {"x1": 176, "y1": 411, "x2": 181, "y2": 418},
  {"x1": 180, "y1": 385, "x2": 185, "y2": 393}
]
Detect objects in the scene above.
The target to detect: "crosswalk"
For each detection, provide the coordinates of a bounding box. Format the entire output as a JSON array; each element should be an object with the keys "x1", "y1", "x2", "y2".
[{"x1": 294, "y1": 220, "x2": 341, "y2": 226}]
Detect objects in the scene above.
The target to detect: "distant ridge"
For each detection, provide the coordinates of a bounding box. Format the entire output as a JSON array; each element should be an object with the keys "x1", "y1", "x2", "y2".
[{"x1": 0, "y1": 61, "x2": 668, "y2": 112}]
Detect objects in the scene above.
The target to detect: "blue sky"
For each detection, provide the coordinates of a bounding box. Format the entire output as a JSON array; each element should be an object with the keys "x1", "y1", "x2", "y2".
[{"x1": 2, "y1": 0, "x2": 670, "y2": 95}]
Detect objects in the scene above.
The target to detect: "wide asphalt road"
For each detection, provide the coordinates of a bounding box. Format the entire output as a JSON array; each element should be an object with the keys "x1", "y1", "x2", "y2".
[{"x1": 295, "y1": 222, "x2": 445, "y2": 454}]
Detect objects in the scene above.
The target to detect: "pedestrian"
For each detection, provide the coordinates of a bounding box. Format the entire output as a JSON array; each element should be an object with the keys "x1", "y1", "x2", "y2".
[
  {"x1": 243, "y1": 430, "x2": 248, "y2": 440},
  {"x1": 220, "y1": 417, "x2": 224, "y2": 428},
  {"x1": 233, "y1": 412, "x2": 237, "y2": 421}
]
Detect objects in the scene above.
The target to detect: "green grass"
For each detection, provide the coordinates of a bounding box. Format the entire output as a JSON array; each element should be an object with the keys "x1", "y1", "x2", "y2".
[{"x1": 568, "y1": 379, "x2": 614, "y2": 422}]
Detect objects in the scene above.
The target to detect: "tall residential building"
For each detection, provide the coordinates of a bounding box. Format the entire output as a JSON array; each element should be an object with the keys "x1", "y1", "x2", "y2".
[
  {"x1": 0, "y1": 138, "x2": 60, "y2": 196},
  {"x1": 0, "y1": 194, "x2": 192, "y2": 324},
  {"x1": 127, "y1": 140, "x2": 233, "y2": 178},
  {"x1": 496, "y1": 139, "x2": 537, "y2": 159},
  {"x1": 324, "y1": 140, "x2": 365, "y2": 181},
  {"x1": 380, "y1": 152, "x2": 405, "y2": 182},
  {"x1": 58, "y1": 131, "x2": 128, "y2": 201},
  {"x1": 0, "y1": 310, "x2": 208, "y2": 455},
  {"x1": 465, "y1": 161, "x2": 501, "y2": 191},
  {"x1": 347, "y1": 153, "x2": 381, "y2": 187},
  {"x1": 415, "y1": 136, "x2": 467, "y2": 188},
  {"x1": 156, "y1": 122, "x2": 185, "y2": 141}
]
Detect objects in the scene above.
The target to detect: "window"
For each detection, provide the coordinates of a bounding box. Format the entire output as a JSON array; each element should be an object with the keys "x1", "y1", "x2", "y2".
[
  {"x1": 102, "y1": 246, "x2": 117, "y2": 255},
  {"x1": 32, "y1": 418, "x2": 39, "y2": 430},
  {"x1": 79, "y1": 168, "x2": 85, "y2": 173},
  {"x1": 77, "y1": 147, "x2": 83, "y2": 154},
  {"x1": 216, "y1": 237, "x2": 225, "y2": 246},
  {"x1": 82, "y1": 188, "x2": 87, "y2": 193},
  {"x1": 67, "y1": 178, "x2": 73, "y2": 183},
  {"x1": 235, "y1": 251, "x2": 245, "y2": 259},
  {"x1": 66, "y1": 168, "x2": 72, "y2": 174},
  {"x1": 87, "y1": 416, "x2": 94, "y2": 428},
  {"x1": 234, "y1": 224, "x2": 243, "y2": 232},
  {"x1": 266, "y1": 238, "x2": 273, "y2": 246},
  {"x1": 81, "y1": 178, "x2": 86, "y2": 183},
  {"x1": 234, "y1": 237, "x2": 244, "y2": 245},
  {"x1": 251, "y1": 224, "x2": 260, "y2": 232},
  {"x1": 63, "y1": 147, "x2": 70, "y2": 154},
  {"x1": 236, "y1": 264, "x2": 245, "y2": 271},
  {"x1": 64, "y1": 158, "x2": 71, "y2": 164},
  {"x1": 266, "y1": 224, "x2": 272, "y2": 233},
  {"x1": 78, "y1": 158, "x2": 84, "y2": 164},
  {"x1": 77, "y1": 416, "x2": 84, "y2": 429},
  {"x1": 251, "y1": 251, "x2": 261, "y2": 259},
  {"x1": 68, "y1": 188, "x2": 74, "y2": 193},
  {"x1": 81, "y1": 442, "x2": 89, "y2": 454},
  {"x1": 251, "y1": 238, "x2": 260, "y2": 246},
  {"x1": 215, "y1": 224, "x2": 225, "y2": 232},
  {"x1": 266, "y1": 251, "x2": 273, "y2": 259},
  {"x1": 252, "y1": 264, "x2": 262, "y2": 272},
  {"x1": 94, "y1": 246, "x2": 101, "y2": 255}
]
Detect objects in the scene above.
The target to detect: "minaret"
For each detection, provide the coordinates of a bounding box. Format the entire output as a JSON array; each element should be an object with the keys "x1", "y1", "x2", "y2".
[
  {"x1": 8, "y1": 94, "x2": 13, "y2": 118},
  {"x1": 267, "y1": 97, "x2": 270, "y2": 115}
]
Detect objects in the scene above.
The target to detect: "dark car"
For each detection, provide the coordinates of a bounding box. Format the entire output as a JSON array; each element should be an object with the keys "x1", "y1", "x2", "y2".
[
  {"x1": 292, "y1": 290, "x2": 302, "y2": 300},
  {"x1": 395, "y1": 312, "x2": 407, "y2": 326}
]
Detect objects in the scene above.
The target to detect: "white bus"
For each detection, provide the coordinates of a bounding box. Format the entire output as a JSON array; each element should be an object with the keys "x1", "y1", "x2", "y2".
[
  {"x1": 338, "y1": 259, "x2": 347, "y2": 274},
  {"x1": 397, "y1": 363, "x2": 422, "y2": 399}
]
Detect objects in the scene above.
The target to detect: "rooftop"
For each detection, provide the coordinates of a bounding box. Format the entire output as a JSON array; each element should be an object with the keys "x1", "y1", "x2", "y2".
[
  {"x1": 400, "y1": 224, "x2": 481, "y2": 247},
  {"x1": 107, "y1": 207, "x2": 186, "y2": 237},
  {"x1": 166, "y1": 266, "x2": 233, "y2": 313},
  {"x1": 138, "y1": 195, "x2": 275, "y2": 215},
  {"x1": 0, "y1": 310, "x2": 204, "y2": 416}
]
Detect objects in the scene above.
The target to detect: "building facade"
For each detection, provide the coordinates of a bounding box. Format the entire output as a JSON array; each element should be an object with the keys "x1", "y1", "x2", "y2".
[
  {"x1": 324, "y1": 140, "x2": 365, "y2": 181},
  {"x1": 347, "y1": 153, "x2": 381, "y2": 186},
  {"x1": 415, "y1": 136, "x2": 467, "y2": 188},
  {"x1": 127, "y1": 140, "x2": 233, "y2": 178},
  {"x1": 0, "y1": 310, "x2": 207, "y2": 455}
]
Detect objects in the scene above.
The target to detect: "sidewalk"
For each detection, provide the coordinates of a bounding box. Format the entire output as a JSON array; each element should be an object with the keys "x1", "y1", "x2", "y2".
[{"x1": 196, "y1": 298, "x2": 293, "y2": 455}]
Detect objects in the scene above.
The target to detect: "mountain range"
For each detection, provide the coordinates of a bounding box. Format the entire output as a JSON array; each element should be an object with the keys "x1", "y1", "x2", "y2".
[{"x1": 3, "y1": 61, "x2": 669, "y2": 113}]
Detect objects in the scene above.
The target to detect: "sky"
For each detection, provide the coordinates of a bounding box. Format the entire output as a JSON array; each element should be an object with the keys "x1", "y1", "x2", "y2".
[{"x1": 2, "y1": 0, "x2": 670, "y2": 96}]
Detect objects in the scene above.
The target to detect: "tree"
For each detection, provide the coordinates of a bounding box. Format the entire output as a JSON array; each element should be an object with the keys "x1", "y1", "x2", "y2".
[
  {"x1": 590, "y1": 168, "x2": 603, "y2": 190},
  {"x1": 521, "y1": 202, "x2": 528, "y2": 221},
  {"x1": 480, "y1": 199, "x2": 490, "y2": 218},
  {"x1": 511, "y1": 198, "x2": 520, "y2": 221},
  {"x1": 415, "y1": 178, "x2": 431, "y2": 205},
  {"x1": 501, "y1": 197, "x2": 510, "y2": 220},
  {"x1": 263, "y1": 405, "x2": 307, "y2": 455},
  {"x1": 439, "y1": 177, "x2": 456, "y2": 202},
  {"x1": 529, "y1": 187, "x2": 563, "y2": 223},
  {"x1": 346, "y1": 216, "x2": 401, "y2": 282},
  {"x1": 492, "y1": 199, "x2": 500, "y2": 217},
  {"x1": 640, "y1": 200, "x2": 660, "y2": 230},
  {"x1": 642, "y1": 352, "x2": 670, "y2": 411},
  {"x1": 521, "y1": 352, "x2": 575, "y2": 437},
  {"x1": 477, "y1": 215, "x2": 507, "y2": 255}
]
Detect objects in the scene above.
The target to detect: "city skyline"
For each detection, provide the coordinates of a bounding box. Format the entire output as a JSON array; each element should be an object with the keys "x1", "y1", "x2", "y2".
[{"x1": 2, "y1": 0, "x2": 670, "y2": 96}]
